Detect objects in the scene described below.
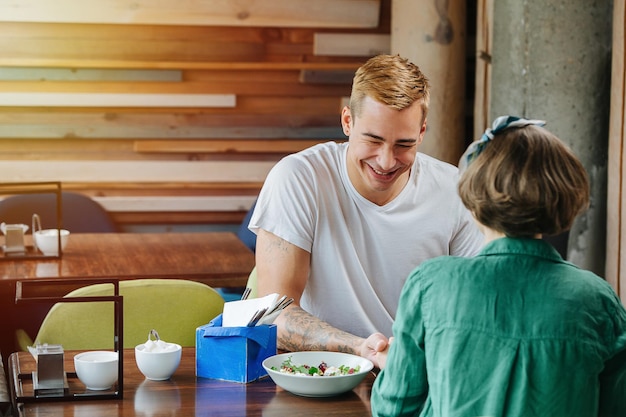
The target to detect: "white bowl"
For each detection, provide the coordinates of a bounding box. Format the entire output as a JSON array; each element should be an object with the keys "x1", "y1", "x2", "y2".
[
  {"x1": 135, "y1": 342, "x2": 182, "y2": 381},
  {"x1": 74, "y1": 351, "x2": 119, "y2": 390},
  {"x1": 262, "y1": 351, "x2": 374, "y2": 397},
  {"x1": 34, "y1": 228, "x2": 70, "y2": 255}
]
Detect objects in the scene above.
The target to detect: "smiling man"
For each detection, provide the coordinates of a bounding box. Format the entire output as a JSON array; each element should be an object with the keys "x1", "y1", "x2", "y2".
[{"x1": 249, "y1": 54, "x2": 483, "y2": 369}]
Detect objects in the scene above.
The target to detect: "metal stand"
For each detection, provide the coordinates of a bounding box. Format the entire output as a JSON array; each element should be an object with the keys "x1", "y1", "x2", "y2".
[
  {"x1": 10, "y1": 278, "x2": 124, "y2": 405},
  {"x1": 0, "y1": 182, "x2": 64, "y2": 261}
]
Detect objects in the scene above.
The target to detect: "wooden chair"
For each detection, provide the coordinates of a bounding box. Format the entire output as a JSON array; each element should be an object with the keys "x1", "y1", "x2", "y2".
[{"x1": 17, "y1": 279, "x2": 224, "y2": 350}]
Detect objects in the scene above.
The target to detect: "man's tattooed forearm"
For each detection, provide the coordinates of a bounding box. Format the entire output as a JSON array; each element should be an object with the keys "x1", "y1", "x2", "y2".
[{"x1": 278, "y1": 306, "x2": 358, "y2": 354}]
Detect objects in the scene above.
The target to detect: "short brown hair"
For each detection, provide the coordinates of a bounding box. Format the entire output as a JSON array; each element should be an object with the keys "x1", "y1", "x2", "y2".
[
  {"x1": 349, "y1": 54, "x2": 430, "y2": 119},
  {"x1": 458, "y1": 125, "x2": 590, "y2": 237}
]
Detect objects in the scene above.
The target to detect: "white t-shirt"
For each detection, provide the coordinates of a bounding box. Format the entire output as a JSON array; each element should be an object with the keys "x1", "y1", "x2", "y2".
[{"x1": 249, "y1": 141, "x2": 483, "y2": 338}]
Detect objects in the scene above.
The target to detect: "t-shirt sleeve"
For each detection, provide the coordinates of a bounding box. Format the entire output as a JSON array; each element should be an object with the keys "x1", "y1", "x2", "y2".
[
  {"x1": 449, "y1": 202, "x2": 484, "y2": 257},
  {"x1": 249, "y1": 155, "x2": 318, "y2": 252}
]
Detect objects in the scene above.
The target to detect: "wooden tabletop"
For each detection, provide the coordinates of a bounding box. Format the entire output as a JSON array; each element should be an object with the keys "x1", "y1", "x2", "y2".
[
  {"x1": 8, "y1": 348, "x2": 374, "y2": 417},
  {"x1": 0, "y1": 232, "x2": 255, "y2": 290}
]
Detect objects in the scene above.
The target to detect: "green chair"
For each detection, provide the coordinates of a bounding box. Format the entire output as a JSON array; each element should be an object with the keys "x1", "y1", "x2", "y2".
[{"x1": 17, "y1": 279, "x2": 224, "y2": 351}]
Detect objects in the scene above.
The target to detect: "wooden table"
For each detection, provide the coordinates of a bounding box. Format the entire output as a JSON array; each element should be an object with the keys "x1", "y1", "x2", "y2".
[
  {"x1": 8, "y1": 348, "x2": 374, "y2": 417},
  {"x1": 0, "y1": 232, "x2": 255, "y2": 289},
  {"x1": 0, "y1": 232, "x2": 255, "y2": 367}
]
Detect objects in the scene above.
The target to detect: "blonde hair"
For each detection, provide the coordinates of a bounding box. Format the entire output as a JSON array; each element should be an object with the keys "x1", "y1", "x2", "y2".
[
  {"x1": 349, "y1": 54, "x2": 430, "y2": 119},
  {"x1": 458, "y1": 125, "x2": 590, "y2": 237}
]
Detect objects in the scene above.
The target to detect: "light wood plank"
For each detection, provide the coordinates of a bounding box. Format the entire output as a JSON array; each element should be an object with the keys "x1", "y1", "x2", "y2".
[
  {"x1": 61, "y1": 182, "x2": 263, "y2": 196},
  {"x1": 0, "y1": 136, "x2": 337, "y2": 160},
  {"x1": 0, "y1": 59, "x2": 363, "y2": 71},
  {"x1": 0, "y1": 95, "x2": 343, "y2": 115},
  {"x1": 134, "y1": 139, "x2": 337, "y2": 154},
  {"x1": 0, "y1": 0, "x2": 381, "y2": 28},
  {"x1": 313, "y1": 33, "x2": 390, "y2": 56},
  {"x1": 0, "y1": 92, "x2": 235, "y2": 108},
  {"x1": 0, "y1": 161, "x2": 275, "y2": 182},
  {"x1": 0, "y1": 125, "x2": 343, "y2": 139},
  {"x1": 111, "y1": 211, "x2": 247, "y2": 225},
  {"x1": 0, "y1": 111, "x2": 343, "y2": 139},
  {"x1": 0, "y1": 80, "x2": 350, "y2": 97},
  {"x1": 391, "y1": 0, "x2": 467, "y2": 165},
  {"x1": 0, "y1": 111, "x2": 340, "y2": 126},
  {"x1": 473, "y1": 0, "x2": 493, "y2": 139},
  {"x1": 607, "y1": 0, "x2": 625, "y2": 301},
  {"x1": 0, "y1": 194, "x2": 255, "y2": 213},
  {"x1": 92, "y1": 195, "x2": 257, "y2": 213},
  {"x1": 0, "y1": 68, "x2": 182, "y2": 82}
]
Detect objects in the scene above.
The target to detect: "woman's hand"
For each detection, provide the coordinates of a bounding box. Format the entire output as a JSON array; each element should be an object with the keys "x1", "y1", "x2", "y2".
[{"x1": 360, "y1": 332, "x2": 390, "y2": 369}]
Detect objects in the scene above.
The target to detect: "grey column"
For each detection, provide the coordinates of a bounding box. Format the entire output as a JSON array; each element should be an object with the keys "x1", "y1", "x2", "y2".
[{"x1": 489, "y1": 0, "x2": 613, "y2": 275}]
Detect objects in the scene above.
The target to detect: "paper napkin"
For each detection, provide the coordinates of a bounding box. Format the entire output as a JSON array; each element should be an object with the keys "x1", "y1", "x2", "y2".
[{"x1": 222, "y1": 293, "x2": 279, "y2": 327}]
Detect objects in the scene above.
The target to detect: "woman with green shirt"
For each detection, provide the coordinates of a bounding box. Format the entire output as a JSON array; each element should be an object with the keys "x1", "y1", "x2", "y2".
[{"x1": 371, "y1": 116, "x2": 626, "y2": 417}]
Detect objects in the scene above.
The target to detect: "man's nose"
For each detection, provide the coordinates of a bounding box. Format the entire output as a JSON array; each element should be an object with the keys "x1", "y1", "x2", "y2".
[{"x1": 377, "y1": 146, "x2": 396, "y2": 171}]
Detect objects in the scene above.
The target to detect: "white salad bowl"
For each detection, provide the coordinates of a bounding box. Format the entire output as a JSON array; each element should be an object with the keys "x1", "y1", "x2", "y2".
[{"x1": 262, "y1": 351, "x2": 373, "y2": 397}]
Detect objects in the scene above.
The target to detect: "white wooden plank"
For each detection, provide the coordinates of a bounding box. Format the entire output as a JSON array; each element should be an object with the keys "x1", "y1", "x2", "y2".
[
  {"x1": 0, "y1": 0, "x2": 381, "y2": 28},
  {"x1": 0, "y1": 93, "x2": 235, "y2": 108},
  {"x1": 0, "y1": 161, "x2": 275, "y2": 182},
  {"x1": 0, "y1": 68, "x2": 182, "y2": 82},
  {"x1": 92, "y1": 195, "x2": 257, "y2": 212},
  {"x1": 314, "y1": 33, "x2": 391, "y2": 56}
]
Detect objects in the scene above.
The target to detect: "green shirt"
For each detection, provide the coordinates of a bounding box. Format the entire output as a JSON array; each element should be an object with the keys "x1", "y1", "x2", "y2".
[{"x1": 372, "y1": 237, "x2": 626, "y2": 417}]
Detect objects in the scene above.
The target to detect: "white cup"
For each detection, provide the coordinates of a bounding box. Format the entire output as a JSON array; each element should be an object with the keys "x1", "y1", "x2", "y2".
[
  {"x1": 74, "y1": 351, "x2": 119, "y2": 390},
  {"x1": 34, "y1": 228, "x2": 70, "y2": 255}
]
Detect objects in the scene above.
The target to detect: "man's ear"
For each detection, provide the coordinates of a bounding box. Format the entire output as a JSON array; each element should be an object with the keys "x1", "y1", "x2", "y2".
[
  {"x1": 418, "y1": 117, "x2": 427, "y2": 144},
  {"x1": 341, "y1": 106, "x2": 352, "y2": 137}
]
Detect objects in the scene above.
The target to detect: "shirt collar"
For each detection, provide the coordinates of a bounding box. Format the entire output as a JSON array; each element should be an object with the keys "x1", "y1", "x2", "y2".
[{"x1": 479, "y1": 236, "x2": 564, "y2": 263}]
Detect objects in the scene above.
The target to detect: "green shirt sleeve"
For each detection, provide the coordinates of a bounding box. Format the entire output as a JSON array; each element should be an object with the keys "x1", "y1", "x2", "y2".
[
  {"x1": 372, "y1": 268, "x2": 429, "y2": 417},
  {"x1": 598, "y1": 291, "x2": 626, "y2": 417}
]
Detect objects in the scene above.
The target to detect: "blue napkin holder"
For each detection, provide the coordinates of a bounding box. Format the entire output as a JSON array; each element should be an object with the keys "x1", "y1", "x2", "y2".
[{"x1": 195, "y1": 314, "x2": 277, "y2": 383}]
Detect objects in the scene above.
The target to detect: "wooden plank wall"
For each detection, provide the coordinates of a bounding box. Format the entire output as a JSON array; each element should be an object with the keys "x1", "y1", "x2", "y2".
[
  {"x1": 0, "y1": 0, "x2": 390, "y2": 229},
  {"x1": 607, "y1": 0, "x2": 625, "y2": 301}
]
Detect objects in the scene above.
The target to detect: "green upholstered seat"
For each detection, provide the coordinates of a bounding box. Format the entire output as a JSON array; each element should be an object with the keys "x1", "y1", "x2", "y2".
[{"x1": 17, "y1": 279, "x2": 224, "y2": 351}]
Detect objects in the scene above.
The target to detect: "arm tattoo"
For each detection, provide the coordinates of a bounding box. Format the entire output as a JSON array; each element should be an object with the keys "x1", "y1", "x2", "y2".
[{"x1": 278, "y1": 306, "x2": 362, "y2": 355}]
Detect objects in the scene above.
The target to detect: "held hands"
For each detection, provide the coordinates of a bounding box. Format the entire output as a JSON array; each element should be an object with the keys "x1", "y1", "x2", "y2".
[{"x1": 360, "y1": 333, "x2": 393, "y2": 369}]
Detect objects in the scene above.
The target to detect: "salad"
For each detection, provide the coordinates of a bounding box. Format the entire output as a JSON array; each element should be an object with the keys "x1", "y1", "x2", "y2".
[{"x1": 272, "y1": 356, "x2": 361, "y2": 377}]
